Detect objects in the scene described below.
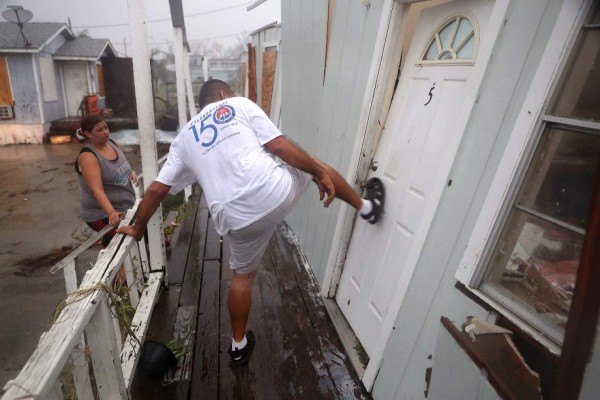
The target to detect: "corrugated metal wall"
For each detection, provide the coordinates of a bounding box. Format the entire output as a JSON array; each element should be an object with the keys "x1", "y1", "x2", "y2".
[{"x1": 281, "y1": 0, "x2": 385, "y2": 284}]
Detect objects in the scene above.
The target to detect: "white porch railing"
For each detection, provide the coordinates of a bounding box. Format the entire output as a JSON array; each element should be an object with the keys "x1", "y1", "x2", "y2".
[
  {"x1": 1, "y1": 202, "x2": 162, "y2": 400},
  {"x1": 1, "y1": 153, "x2": 191, "y2": 400}
]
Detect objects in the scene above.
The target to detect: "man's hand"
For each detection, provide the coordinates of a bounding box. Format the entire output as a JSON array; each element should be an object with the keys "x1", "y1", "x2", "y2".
[
  {"x1": 314, "y1": 171, "x2": 335, "y2": 207},
  {"x1": 116, "y1": 225, "x2": 144, "y2": 241}
]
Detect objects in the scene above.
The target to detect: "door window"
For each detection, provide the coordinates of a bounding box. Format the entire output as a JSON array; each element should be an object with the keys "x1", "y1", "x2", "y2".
[{"x1": 421, "y1": 14, "x2": 478, "y2": 63}]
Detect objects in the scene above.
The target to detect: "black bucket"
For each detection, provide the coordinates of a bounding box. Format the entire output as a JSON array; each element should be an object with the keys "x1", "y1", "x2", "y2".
[{"x1": 137, "y1": 340, "x2": 177, "y2": 380}]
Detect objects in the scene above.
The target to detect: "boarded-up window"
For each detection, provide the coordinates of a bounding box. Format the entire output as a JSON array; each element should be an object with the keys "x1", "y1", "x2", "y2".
[
  {"x1": 0, "y1": 56, "x2": 12, "y2": 105},
  {"x1": 97, "y1": 64, "x2": 105, "y2": 97},
  {"x1": 39, "y1": 57, "x2": 58, "y2": 102},
  {"x1": 261, "y1": 48, "x2": 277, "y2": 116}
]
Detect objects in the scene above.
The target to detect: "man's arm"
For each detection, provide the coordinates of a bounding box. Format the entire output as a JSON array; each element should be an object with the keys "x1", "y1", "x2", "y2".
[
  {"x1": 116, "y1": 181, "x2": 171, "y2": 240},
  {"x1": 264, "y1": 136, "x2": 336, "y2": 206}
]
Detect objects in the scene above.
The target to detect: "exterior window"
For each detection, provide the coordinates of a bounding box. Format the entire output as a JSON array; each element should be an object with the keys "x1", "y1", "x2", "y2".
[
  {"x1": 479, "y1": 3, "x2": 600, "y2": 343},
  {"x1": 421, "y1": 15, "x2": 477, "y2": 64}
]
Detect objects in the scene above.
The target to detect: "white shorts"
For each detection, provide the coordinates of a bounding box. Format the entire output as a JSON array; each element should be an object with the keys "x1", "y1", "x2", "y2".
[{"x1": 226, "y1": 166, "x2": 312, "y2": 274}]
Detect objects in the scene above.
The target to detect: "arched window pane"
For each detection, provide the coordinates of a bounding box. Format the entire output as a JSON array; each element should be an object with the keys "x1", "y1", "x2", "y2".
[
  {"x1": 425, "y1": 40, "x2": 438, "y2": 60},
  {"x1": 439, "y1": 20, "x2": 456, "y2": 49},
  {"x1": 453, "y1": 17, "x2": 473, "y2": 48},
  {"x1": 421, "y1": 15, "x2": 477, "y2": 63},
  {"x1": 456, "y1": 36, "x2": 474, "y2": 59}
]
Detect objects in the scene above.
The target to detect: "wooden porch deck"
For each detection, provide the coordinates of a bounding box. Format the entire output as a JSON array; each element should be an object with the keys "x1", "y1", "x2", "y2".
[{"x1": 130, "y1": 193, "x2": 371, "y2": 399}]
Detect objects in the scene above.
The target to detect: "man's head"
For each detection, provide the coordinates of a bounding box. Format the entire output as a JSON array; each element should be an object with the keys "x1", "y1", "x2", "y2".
[{"x1": 198, "y1": 79, "x2": 235, "y2": 110}]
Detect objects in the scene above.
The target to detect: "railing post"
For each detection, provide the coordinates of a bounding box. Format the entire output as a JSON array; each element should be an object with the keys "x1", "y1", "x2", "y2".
[
  {"x1": 45, "y1": 379, "x2": 64, "y2": 400},
  {"x1": 123, "y1": 255, "x2": 140, "y2": 308},
  {"x1": 85, "y1": 298, "x2": 128, "y2": 399},
  {"x1": 127, "y1": 0, "x2": 167, "y2": 282},
  {"x1": 62, "y1": 260, "x2": 78, "y2": 295}
]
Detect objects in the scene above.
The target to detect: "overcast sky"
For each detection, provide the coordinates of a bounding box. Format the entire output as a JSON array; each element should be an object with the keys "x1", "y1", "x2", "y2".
[{"x1": 3, "y1": 0, "x2": 280, "y2": 56}]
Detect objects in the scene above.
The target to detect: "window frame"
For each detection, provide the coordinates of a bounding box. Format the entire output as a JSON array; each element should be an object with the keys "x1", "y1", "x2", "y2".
[{"x1": 455, "y1": 0, "x2": 595, "y2": 354}]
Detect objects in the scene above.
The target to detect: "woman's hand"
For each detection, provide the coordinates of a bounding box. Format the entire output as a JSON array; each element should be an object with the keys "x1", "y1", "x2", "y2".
[
  {"x1": 108, "y1": 210, "x2": 123, "y2": 227},
  {"x1": 130, "y1": 171, "x2": 140, "y2": 186}
]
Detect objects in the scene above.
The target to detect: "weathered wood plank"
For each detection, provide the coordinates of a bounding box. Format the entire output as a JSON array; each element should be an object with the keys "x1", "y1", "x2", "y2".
[
  {"x1": 121, "y1": 272, "x2": 164, "y2": 389},
  {"x1": 218, "y1": 278, "x2": 257, "y2": 400},
  {"x1": 221, "y1": 236, "x2": 233, "y2": 282},
  {"x1": 205, "y1": 218, "x2": 221, "y2": 261},
  {"x1": 245, "y1": 258, "x2": 278, "y2": 400},
  {"x1": 168, "y1": 199, "x2": 200, "y2": 284},
  {"x1": 191, "y1": 260, "x2": 221, "y2": 398},
  {"x1": 86, "y1": 300, "x2": 128, "y2": 399},
  {"x1": 69, "y1": 339, "x2": 94, "y2": 400},
  {"x1": 179, "y1": 207, "x2": 209, "y2": 307},
  {"x1": 171, "y1": 306, "x2": 197, "y2": 382}
]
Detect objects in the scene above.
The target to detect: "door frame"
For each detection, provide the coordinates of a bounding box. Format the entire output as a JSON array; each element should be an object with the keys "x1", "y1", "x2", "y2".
[
  {"x1": 61, "y1": 62, "x2": 91, "y2": 117},
  {"x1": 320, "y1": 0, "x2": 510, "y2": 390}
]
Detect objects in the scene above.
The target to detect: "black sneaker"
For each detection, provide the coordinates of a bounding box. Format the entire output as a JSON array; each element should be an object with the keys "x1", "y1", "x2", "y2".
[{"x1": 228, "y1": 331, "x2": 256, "y2": 366}]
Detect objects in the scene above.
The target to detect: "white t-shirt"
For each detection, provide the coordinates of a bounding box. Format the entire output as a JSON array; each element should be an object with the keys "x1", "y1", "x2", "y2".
[{"x1": 157, "y1": 97, "x2": 292, "y2": 235}]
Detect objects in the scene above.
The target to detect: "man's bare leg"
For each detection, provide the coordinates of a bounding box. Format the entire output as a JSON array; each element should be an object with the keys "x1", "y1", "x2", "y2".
[{"x1": 228, "y1": 270, "x2": 257, "y2": 342}]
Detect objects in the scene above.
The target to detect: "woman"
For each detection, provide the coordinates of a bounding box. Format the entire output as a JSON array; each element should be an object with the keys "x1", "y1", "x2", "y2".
[{"x1": 76, "y1": 116, "x2": 139, "y2": 247}]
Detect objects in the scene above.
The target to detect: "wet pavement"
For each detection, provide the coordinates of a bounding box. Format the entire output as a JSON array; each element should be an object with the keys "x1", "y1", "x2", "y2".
[{"x1": 0, "y1": 137, "x2": 172, "y2": 387}]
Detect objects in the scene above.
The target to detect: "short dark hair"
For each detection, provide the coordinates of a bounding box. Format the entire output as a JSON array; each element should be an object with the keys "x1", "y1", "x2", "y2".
[{"x1": 198, "y1": 79, "x2": 234, "y2": 109}]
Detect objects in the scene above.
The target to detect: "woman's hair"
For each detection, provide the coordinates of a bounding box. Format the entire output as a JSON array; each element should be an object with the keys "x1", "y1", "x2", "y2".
[{"x1": 76, "y1": 115, "x2": 105, "y2": 142}]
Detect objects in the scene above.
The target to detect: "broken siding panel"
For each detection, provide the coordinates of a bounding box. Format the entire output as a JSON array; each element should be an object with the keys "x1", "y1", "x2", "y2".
[
  {"x1": 7, "y1": 55, "x2": 40, "y2": 123},
  {"x1": 260, "y1": 49, "x2": 277, "y2": 116},
  {"x1": 427, "y1": 322, "x2": 502, "y2": 400}
]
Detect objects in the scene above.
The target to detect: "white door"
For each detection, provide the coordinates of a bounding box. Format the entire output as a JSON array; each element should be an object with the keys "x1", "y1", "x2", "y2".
[
  {"x1": 63, "y1": 63, "x2": 89, "y2": 116},
  {"x1": 336, "y1": 0, "x2": 497, "y2": 359}
]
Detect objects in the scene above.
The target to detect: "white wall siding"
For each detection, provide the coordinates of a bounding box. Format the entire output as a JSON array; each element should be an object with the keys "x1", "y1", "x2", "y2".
[
  {"x1": 282, "y1": 0, "x2": 386, "y2": 284},
  {"x1": 372, "y1": 1, "x2": 567, "y2": 398}
]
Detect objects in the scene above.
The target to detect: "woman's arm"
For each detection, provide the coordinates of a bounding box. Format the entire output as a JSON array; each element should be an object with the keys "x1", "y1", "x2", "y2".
[{"x1": 78, "y1": 152, "x2": 122, "y2": 226}]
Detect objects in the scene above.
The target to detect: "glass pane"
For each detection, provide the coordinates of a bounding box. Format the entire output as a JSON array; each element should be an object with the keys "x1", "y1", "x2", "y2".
[
  {"x1": 425, "y1": 40, "x2": 438, "y2": 60},
  {"x1": 485, "y1": 211, "x2": 583, "y2": 329},
  {"x1": 453, "y1": 17, "x2": 473, "y2": 49},
  {"x1": 550, "y1": 29, "x2": 600, "y2": 121},
  {"x1": 456, "y1": 35, "x2": 474, "y2": 59},
  {"x1": 516, "y1": 127, "x2": 600, "y2": 229},
  {"x1": 439, "y1": 19, "x2": 456, "y2": 49}
]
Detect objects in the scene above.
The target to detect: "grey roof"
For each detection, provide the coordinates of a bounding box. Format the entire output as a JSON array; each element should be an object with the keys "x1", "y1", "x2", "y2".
[
  {"x1": 54, "y1": 38, "x2": 114, "y2": 59},
  {"x1": 0, "y1": 22, "x2": 69, "y2": 51}
]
